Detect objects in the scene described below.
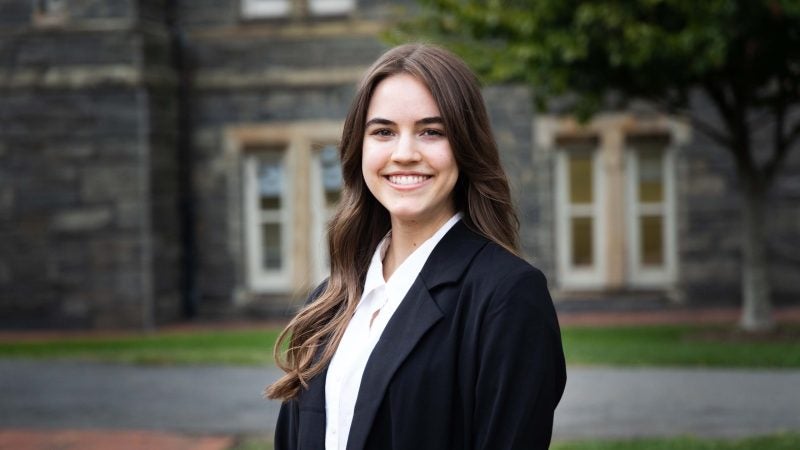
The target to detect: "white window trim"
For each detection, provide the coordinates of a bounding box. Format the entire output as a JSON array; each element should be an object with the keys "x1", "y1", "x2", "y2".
[
  {"x1": 625, "y1": 146, "x2": 678, "y2": 287},
  {"x1": 309, "y1": 0, "x2": 355, "y2": 16},
  {"x1": 555, "y1": 147, "x2": 607, "y2": 289},
  {"x1": 241, "y1": 0, "x2": 355, "y2": 19},
  {"x1": 225, "y1": 121, "x2": 343, "y2": 298},
  {"x1": 539, "y1": 113, "x2": 689, "y2": 292},
  {"x1": 241, "y1": 0, "x2": 292, "y2": 18},
  {"x1": 243, "y1": 151, "x2": 293, "y2": 292}
]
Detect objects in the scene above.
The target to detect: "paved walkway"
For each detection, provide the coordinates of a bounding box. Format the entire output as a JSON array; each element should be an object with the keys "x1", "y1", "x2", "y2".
[{"x1": 2, "y1": 360, "x2": 800, "y2": 448}]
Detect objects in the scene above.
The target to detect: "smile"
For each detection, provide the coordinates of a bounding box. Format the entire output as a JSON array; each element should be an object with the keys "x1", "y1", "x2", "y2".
[{"x1": 386, "y1": 175, "x2": 431, "y2": 185}]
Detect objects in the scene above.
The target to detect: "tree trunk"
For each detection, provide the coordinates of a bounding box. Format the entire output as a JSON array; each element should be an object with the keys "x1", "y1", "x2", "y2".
[{"x1": 739, "y1": 177, "x2": 774, "y2": 331}]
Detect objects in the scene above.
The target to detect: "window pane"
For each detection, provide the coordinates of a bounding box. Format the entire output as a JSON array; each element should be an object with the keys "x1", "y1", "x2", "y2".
[
  {"x1": 571, "y1": 217, "x2": 593, "y2": 267},
  {"x1": 640, "y1": 215, "x2": 664, "y2": 265},
  {"x1": 262, "y1": 223, "x2": 282, "y2": 270},
  {"x1": 638, "y1": 150, "x2": 663, "y2": 203},
  {"x1": 319, "y1": 144, "x2": 342, "y2": 209},
  {"x1": 258, "y1": 153, "x2": 283, "y2": 210},
  {"x1": 37, "y1": 0, "x2": 67, "y2": 14},
  {"x1": 242, "y1": 0, "x2": 291, "y2": 17},
  {"x1": 321, "y1": 145, "x2": 342, "y2": 191},
  {"x1": 569, "y1": 153, "x2": 593, "y2": 204},
  {"x1": 309, "y1": 0, "x2": 354, "y2": 15}
]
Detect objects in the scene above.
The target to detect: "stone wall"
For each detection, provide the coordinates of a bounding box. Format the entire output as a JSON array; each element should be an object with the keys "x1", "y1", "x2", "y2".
[
  {"x1": 678, "y1": 93, "x2": 800, "y2": 305},
  {"x1": 0, "y1": 0, "x2": 181, "y2": 328}
]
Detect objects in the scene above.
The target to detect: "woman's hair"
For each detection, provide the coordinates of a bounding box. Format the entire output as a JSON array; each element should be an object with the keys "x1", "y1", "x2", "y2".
[{"x1": 266, "y1": 43, "x2": 519, "y2": 401}]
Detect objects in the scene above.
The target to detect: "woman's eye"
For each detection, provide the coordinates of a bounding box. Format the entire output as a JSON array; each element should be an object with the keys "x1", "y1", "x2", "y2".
[
  {"x1": 422, "y1": 129, "x2": 445, "y2": 137},
  {"x1": 371, "y1": 128, "x2": 393, "y2": 137}
]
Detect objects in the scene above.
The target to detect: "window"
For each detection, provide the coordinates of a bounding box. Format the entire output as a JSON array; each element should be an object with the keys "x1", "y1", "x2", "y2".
[
  {"x1": 308, "y1": 0, "x2": 354, "y2": 16},
  {"x1": 543, "y1": 114, "x2": 684, "y2": 292},
  {"x1": 241, "y1": 0, "x2": 354, "y2": 18},
  {"x1": 555, "y1": 136, "x2": 606, "y2": 288},
  {"x1": 241, "y1": 0, "x2": 291, "y2": 18},
  {"x1": 229, "y1": 121, "x2": 343, "y2": 297},
  {"x1": 310, "y1": 144, "x2": 343, "y2": 283},
  {"x1": 244, "y1": 147, "x2": 292, "y2": 291},
  {"x1": 35, "y1": 0, "x2": 66, "y2": 13},
  {"x1": 625, "y1": 135, "x2": 677, "y2": 287},
  {"x1": 33, "y1": 0, "x2": 68, "y2": 25}
]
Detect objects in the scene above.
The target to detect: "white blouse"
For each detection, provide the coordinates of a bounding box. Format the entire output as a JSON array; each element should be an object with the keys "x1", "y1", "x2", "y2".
[{"x1": 324, "y1": 213, "x2": 462, "y2": 450}]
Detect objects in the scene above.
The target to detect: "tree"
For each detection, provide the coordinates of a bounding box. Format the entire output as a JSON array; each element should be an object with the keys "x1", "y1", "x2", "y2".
[{"x1": 394, "y1": 0, "x2": 800, "y2": 331}]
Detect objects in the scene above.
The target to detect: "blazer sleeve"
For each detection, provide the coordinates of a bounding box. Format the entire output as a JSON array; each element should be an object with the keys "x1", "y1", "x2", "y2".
[{"x1": 472, "y1": 268, "x2": 567, "y2": 450}]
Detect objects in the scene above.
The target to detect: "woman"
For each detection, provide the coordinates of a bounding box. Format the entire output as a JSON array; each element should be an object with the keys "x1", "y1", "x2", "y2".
[{"x1": 267, "y1": 43, "x2": 566, "y2": 450}]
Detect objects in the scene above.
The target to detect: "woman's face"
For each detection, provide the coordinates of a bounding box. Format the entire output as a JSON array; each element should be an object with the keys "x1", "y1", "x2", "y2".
[{"x1": 362, "y1": 73, "x2": 459, "y2": 227}]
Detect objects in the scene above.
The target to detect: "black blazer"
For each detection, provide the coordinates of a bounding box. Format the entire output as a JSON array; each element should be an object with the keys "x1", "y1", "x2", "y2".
[{"x1": 275, "y1": 221, "x2": 566, "y2": 449}]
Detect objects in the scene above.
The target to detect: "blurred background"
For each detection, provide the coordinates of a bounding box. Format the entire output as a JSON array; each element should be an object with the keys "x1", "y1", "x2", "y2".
[
  {"x1": 1, "y1": 0, "x2": 799, "y2": 328},
  {"x1": 1, "y1": 0, "x2": 799, "y2": 449}
]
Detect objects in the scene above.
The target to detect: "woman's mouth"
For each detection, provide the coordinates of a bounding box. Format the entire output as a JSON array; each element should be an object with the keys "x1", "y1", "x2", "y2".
[{"x1": 386, "y1": 175, "x2": 431, "y2": 185}]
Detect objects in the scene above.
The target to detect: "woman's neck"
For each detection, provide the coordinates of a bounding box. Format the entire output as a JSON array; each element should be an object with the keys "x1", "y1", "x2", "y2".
[{"x1": 382, "y1": 212, "x2": 454, "y2": 280}]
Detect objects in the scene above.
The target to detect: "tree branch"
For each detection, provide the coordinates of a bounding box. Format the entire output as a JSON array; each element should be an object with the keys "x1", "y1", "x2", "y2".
[
  {"x1": 690, "y1": 115, "x2": 736, "y2": 149},
  {"x1": 648, "y1": 98, "x2": 734, "y2": 149},
  {"x1": 764, "y1": 79, "x2": 788, "y2": 185},
  {"x1": 703, "y1": 81, "x2": 758, "y2": 180},
  {"x1": 765, "y1": 116, "x2": 800, "y2": 184}
]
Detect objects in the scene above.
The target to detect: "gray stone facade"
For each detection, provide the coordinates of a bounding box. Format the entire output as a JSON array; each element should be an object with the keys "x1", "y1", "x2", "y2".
[
  {"x1": 677, "y1": 95, "x2": 800, "y2": 305},
  {"x1": 0, "y1": 0, "x2": 181, "y2": 328},
  {"x1": 0, "y1": 0, "x2": 798, "y2": 328}
]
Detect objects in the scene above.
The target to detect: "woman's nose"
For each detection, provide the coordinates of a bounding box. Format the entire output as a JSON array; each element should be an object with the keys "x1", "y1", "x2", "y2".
[{"x1": 391, "y1": 133, "x2": 422, "y2": 162}]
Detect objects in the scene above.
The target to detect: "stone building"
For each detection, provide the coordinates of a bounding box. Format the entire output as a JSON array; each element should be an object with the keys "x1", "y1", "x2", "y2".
[{"x1": 1, "y1": 0, "x2": 798, "y2": 328}]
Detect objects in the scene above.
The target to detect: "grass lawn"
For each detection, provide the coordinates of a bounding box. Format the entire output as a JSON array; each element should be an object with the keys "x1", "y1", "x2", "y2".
[
  {"x1": 550, "y1": 433, "x2": 800, "y2": 450},
  {"x1": 560, "y1": 324, "x2": 800, "y2": 367},
  {"x1": 0, "y1": 324, "x2": 798, "y2": 367},
  {"x1": 0, "y1": 329, "x2": 281, "y2": 365},
  {"x1": 227, "y1": 433, "x2": 800, "y2": 450}
]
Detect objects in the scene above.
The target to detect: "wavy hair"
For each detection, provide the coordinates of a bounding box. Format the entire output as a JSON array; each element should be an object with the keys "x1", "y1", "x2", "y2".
[{"x1": 266, "y1": 43, "x2": 519, "y2": 401}]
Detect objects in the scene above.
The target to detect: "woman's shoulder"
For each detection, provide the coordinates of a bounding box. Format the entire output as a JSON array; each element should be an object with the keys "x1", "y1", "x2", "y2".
[{"x1": 471, "y1": 239, "x2": 545, "y2": 282}]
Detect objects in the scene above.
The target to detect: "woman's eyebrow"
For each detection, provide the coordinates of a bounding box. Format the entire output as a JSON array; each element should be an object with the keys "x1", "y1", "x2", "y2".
[
  {"x1": 417, "y1": 116, "x2": 444, "y2": 125},
  {"x1": 365, "y1": 117, "x2": 394, "y2": 127},
  {"x1": 364, "y1": 116, "x2": 444, "y2": 127}
]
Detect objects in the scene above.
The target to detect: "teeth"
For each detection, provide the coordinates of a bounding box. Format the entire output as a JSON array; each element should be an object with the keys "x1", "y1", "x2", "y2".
[{"x1": 388, "y1": 175, "x2": 429, "y2": 185}]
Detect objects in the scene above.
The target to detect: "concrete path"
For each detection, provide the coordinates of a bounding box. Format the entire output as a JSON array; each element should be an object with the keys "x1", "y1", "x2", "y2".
[
  {"x1": 2, "y1": 360, "x2": 799, "y2": 440},
  {"x1": 554, "y1": 367, "x2": 800, "y2": 439}
]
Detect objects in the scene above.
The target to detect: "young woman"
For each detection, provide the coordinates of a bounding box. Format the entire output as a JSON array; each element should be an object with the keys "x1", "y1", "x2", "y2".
[{"x1": 267, "y1": 43, "x2": 566, "y2": 450}]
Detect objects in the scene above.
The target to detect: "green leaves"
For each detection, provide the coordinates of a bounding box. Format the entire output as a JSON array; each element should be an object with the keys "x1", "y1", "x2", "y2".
[{"x1": 396, "y1": 0, "x2": 800, "y2": 117}]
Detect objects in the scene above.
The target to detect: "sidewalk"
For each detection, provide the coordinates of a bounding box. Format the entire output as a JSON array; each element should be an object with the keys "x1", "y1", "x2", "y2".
[
  {"x1": 0, "y1": 430, "x2": 234, "y2": 450},
  {"x1": 558, "y1": 304, "x2": 800, "y2": 326}
]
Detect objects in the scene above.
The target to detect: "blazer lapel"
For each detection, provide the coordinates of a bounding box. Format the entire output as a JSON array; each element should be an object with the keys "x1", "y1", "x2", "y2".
[
  {"x1": 345, "y1": 221, "x2": 488, "y2": 450},
  {"x1": 346, "y1": 279, "x2": 441, "y2": 450}
]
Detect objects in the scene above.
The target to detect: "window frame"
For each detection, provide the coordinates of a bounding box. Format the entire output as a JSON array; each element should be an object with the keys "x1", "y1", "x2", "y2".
[
  {"x1": 555, "y1": 144, "x2": 608, "y2": 289},
  {"x1": 243, "y1": 148, "x2": 293, "y2": 292},
  {"x1": 309, "y1": 144, "x2": 343, "y2": 284},
  {"x1": 624, "y1": 143, "x2": 678, "y2": 287},
  {"x1": 240, "y1": 0, "x2": 355, "y2": 19},
  {"x1": 225, "y1": 121, "x2": 343, "y2": 297}
]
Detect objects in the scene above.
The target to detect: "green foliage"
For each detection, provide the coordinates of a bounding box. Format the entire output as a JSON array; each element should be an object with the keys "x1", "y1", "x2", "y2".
[{"x1": 392, "y1": 0, "x2": 800, "y2": 118}]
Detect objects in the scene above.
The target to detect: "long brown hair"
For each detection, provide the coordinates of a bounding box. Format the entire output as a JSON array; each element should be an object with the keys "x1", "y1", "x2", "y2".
[{"x1": 266, "y1": 43, "x2": 519, "y2": 401}]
